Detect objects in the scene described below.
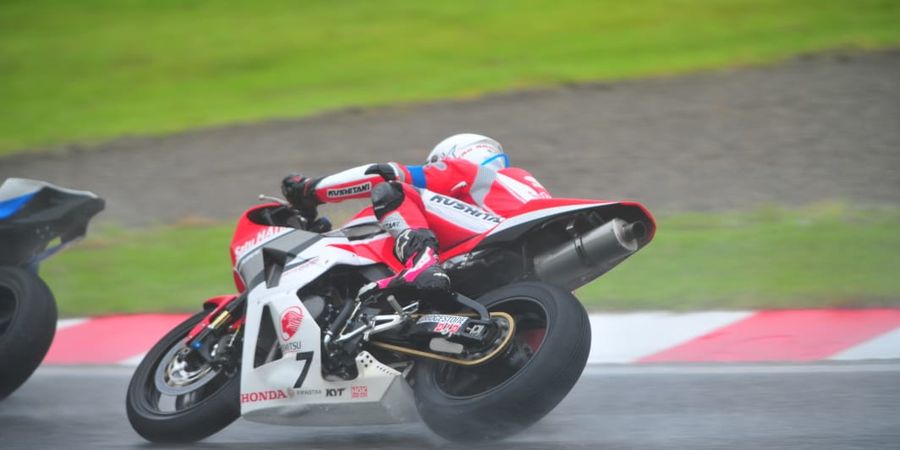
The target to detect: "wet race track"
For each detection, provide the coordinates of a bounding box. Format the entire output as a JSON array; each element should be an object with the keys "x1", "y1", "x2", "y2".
[{"x1": 2, "y1": 363, "x2": 899, "y2": 450}]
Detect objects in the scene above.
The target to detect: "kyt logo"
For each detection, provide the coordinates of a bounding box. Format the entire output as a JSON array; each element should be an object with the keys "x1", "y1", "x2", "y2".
[{"x1": 326, "y1": 388, "x2": 346, "y2": 397}]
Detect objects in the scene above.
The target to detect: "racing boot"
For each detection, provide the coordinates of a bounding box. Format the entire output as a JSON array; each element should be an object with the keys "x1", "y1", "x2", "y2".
[{"x1": 360, "y1": 228, "x2": 451, "y2": 299}]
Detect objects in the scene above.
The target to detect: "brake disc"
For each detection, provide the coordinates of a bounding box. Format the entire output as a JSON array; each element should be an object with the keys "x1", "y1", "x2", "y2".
[{"x1": 153, "y1": 343, "x2": 219, "y2": 396}]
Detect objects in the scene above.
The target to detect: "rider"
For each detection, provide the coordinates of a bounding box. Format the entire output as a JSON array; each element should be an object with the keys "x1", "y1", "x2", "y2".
[{"x1": 282, "y1": 133, "x2": 552, "y2": 295}]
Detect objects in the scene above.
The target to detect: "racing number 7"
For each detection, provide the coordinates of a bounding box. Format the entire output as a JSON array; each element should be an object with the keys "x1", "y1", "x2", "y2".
[{"x1": 293, "y1": 351, "x2": 314, "y2": 388}]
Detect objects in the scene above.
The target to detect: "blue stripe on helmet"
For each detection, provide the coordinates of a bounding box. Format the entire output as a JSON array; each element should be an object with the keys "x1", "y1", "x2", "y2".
[{"x1": 481, "y1": 153, "x2": 510, "y2": 168}]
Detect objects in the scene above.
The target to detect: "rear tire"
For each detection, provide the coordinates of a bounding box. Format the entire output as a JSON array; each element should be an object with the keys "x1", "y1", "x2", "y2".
[
  {"x1": 126, "y1": 311, "x2": 240, "y2": 442},
  {"x1": 0, "y1": 266, "x2": 57, "y2": 400},
  {"x1": 414, "y1": 281, "x2": 591, "y2": 441}
]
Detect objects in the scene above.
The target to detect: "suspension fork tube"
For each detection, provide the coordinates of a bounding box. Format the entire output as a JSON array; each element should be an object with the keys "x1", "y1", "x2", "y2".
[{"x1": 323, "y1": 299, "x2": 359, "y2": 347}]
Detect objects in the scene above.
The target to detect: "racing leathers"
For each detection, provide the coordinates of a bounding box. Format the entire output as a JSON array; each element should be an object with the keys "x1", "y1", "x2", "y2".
[{"x1": 283, "y1": 159, "x2": 552, "y2": 294}]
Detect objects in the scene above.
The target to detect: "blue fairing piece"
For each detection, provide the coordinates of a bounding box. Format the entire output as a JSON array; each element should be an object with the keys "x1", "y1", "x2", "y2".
[{"x1": 0, "y1": 192, "x2": 36, "y2": 220}]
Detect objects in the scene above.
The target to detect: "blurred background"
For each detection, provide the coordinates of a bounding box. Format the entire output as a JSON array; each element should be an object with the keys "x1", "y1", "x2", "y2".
[{"x1": 1, "y1": 0, "x2": 898, "y2": 316}]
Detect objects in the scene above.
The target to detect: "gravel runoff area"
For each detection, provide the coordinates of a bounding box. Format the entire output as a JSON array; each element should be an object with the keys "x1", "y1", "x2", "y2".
[{"x1": 1, "y1": 50, "x2": 898, "y2": 227}]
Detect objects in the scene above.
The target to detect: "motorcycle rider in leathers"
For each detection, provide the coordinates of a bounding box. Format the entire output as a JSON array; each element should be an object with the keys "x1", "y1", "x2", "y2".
[{"x1": 282, "y1": 133, "x2": 552, "y2": 296}]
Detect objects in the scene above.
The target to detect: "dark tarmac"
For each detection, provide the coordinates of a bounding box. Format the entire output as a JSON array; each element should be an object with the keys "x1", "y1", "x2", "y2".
[{"x1": 2, "y1": 363, "x2": 898, "y2": 450}]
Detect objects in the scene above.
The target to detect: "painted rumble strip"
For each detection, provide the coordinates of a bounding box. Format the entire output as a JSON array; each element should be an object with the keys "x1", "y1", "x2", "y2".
[
  {"x1": 639, "y1": 309, "x2": 900, "y2": 363},
  {"x1": 42, "y1": 310, "x2": 900, "y2": 366},
  {"x1": 45, "y1": 314, "x2": 191, "y2": 365}
]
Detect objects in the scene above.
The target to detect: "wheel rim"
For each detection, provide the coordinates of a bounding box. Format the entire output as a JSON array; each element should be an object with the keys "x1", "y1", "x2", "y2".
[
  {"x1": 137, "y1": 330, "x2": 237, "y2": 415},
  {"x1": 431, "y1": 296, "x2": 548, "y2": 399},
  {"x1": 154, "y1": 343, "x2": 219, "y2": 396}
]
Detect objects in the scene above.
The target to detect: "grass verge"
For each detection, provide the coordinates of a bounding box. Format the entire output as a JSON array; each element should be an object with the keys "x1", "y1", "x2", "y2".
[
  {"x1": 40, "y1": 203, "x2": 900, "y2": 316},
  {"x1": 2, "y1": 0, "x2": 899, "y2": 154},
  {"x1": 577, "y1": 203, "x2": 900, "y2": 310}
]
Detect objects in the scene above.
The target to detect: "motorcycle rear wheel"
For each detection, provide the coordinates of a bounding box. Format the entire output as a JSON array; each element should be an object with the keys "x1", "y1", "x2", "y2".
[
  {"x1": 126, "y1": 311, "x2": 240, "y2": 442},
  {"x1": 0, "y1": 266, "x2": 57, "y2": 400},
  {"x1": 413, "y1": 281, "x2": 591, "y2": 442}
]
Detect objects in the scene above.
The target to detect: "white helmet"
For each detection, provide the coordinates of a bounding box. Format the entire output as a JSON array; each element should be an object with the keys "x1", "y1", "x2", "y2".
[{"x1": 426, "y1": 133, "x2": 508, "y2": 170}]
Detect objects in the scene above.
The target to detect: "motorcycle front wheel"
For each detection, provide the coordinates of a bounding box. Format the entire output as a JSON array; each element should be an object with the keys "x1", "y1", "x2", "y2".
[
  {"x1": 0, "y1": 266, "x2": 57, "y2": 400},
  {"x1": 413, "y1": 281, "x2": 591, "y2": 442},
  {"x1": 126, "y1": 311, "x2": 240, "y2": 442}
]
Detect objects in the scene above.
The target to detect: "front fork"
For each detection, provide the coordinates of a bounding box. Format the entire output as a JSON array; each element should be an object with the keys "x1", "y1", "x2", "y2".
[{"x1": 184, "y1": 294, "x2": 246, "y2": 367}]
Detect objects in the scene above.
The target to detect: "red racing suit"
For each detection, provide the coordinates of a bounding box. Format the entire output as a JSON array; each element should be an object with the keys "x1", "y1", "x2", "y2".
[{"x1": 310, "y1": 159, "x2": 552, "y2": 251}]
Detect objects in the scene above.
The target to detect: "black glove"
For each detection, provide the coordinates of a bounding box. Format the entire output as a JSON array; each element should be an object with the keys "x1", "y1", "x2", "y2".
[
  {"x1": 364, "y1": 163, "x2": 399, "y2": 181},
  {"x1": 281, "y1": 174, "x2": 321, "y2": 216}
]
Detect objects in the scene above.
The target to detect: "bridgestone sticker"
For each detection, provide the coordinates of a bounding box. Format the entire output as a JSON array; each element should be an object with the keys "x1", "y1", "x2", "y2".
[{"x1": 417, "y1": 314, "x2": 469, "y2": 335}]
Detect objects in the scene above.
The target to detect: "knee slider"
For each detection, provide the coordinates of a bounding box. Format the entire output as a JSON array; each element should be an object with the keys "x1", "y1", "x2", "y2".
[{"x1": 371, "y1": 181, "x2": 404, "y2": 220}]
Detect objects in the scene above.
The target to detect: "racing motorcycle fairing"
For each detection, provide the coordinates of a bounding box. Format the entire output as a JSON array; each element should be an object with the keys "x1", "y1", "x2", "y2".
[
  {"x1": 217, "y1": 195, "x2": 655, "y2": 427},
  {"x1": 229, "y1": 197, "x2": 655, "y2": 295},
  {"x1": 0, "y1": 178, "x2": 105, "y2": 267},
  {"x1": 229, "y1": 204, "x2": 402, "y2": 292},
  {"x1": 439, "y1": 198, "x2": 656, "y2": 292},
  {"x1": 479, "y1": 198, "x2": 655, "y2": 246},
  {"x1": 236, "y1": 231, "x2": 419, "y2": 426},
  {"x1": 240, "y1": 303, "x2": 418, "y2": 426},
  {"x1": 312, "y1": 198, "x2": 655, "y2": 266}
]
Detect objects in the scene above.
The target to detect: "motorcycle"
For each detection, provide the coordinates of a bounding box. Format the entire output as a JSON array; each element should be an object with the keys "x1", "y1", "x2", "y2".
[
  {"x1": 0, "y1": 178, "x2": 104, "y2": 399},
  {"x1": 126, "y1": 190, "x2": 655, "y2": 442}
]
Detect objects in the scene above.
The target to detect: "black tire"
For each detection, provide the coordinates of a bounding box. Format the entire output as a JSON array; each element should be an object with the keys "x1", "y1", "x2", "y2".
[
  {"x1": 414, "y1": 281, "x2": 591, "y2": 442},
  {"x1": 126, "y1": 311, "x2": 240, "y2": 442},
  {"x1": 0, "y1": 266, "x2": 57, "y2": 400}
]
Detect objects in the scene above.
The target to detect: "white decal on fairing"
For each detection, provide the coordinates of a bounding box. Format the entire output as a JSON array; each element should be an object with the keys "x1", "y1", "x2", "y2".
[
  {"x1": 496, "y1": 173, "x2": 549, "y2": 202},
  {"x1": 523, "y1": 175, "x2": 548, "y2": 191},
  {"x1": 234, "y1": 226, "x2": 292, "y2": 260},
  {"x1": 488, "y1": 203, "x2": 613, "y2": 235}
]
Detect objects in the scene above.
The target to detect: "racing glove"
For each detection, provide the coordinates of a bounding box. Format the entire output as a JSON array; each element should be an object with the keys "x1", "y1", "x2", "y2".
[
  {"x1": 281, "y1": 174, "x2": 322, "y2": 218},
  {"x1": 364, "y1": 163, "x2": 400, "y2": 181}
]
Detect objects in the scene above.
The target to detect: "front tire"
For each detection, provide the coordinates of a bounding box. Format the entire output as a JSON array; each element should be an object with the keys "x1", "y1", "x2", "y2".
[
  {"x1": 414, "y1": 281, "x2": 591, "y2": 441},
  {"x1": 126, "y1": 311, "x2": 240, "y2": 442},
  {"x1": 0, "y1": 266, "x2": 57, "y2": 400}
]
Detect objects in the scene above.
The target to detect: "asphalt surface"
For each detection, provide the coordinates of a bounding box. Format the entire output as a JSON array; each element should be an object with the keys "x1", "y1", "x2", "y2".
[
  {"x1": 1, "y1": 363, "x2": 898, "y2": 450},
  {"x1": 1, "y1": 50, "x2": 898, "y2": 226}
]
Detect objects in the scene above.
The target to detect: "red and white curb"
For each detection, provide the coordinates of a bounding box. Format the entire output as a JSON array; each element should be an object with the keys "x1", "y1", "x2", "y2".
[{"x1": 45, "y1": 310, "x2": 900, "y2": 366}]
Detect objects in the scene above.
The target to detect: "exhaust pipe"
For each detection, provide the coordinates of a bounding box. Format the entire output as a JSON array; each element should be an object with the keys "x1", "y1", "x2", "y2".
[
  {"x1": 621, "y1": 221, "x2": 647, "y2": 242},
  {"x1": 533, "y1": 218, "x2": 646, "y2": 291}
]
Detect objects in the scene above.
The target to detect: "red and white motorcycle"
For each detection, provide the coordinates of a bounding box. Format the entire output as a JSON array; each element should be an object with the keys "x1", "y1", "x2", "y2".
[{"x1": 126, "y1": 192, "x2": 655, "y2": 442}]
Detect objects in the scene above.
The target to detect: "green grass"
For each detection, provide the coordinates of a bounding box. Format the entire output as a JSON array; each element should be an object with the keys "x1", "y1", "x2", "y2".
[
  {"x1": 42, "y1": 224, "x2": 236, "y2": 316},
  {"x1": 2, "y1": 0, "x2": 899, "y2": 155},
  {"x1": 40, "y1": 204, "x2": 900, "y2": 316},
  {"x1": 577, "y1": 204, "x2": 900, "y2": 310}
]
